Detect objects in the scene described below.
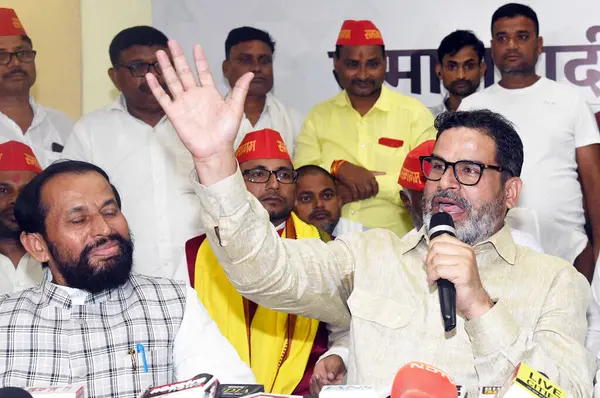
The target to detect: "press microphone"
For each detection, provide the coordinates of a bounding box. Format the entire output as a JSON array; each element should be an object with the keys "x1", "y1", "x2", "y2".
[
  {"x1": 428, "y1": 211, "x2": 457, "y2": 332},
  {"x1": 495, "y1": 363, "x2": 563, "y2": 397},
  {"x1": 320, "y1": 385, "x2": 379, "y2": 398},
  {"x1": 139, "y1": 373, "x2": 219, "y2": 397},
  {"x1": 391, "y1": 362, "x2": 458, "y2": 398},
  {"x1": 21, "y1": 386, "x2": 85, "y2": 398},
  {"x1": 218, "y1": 384, "x2": 265, "y2": 397}
]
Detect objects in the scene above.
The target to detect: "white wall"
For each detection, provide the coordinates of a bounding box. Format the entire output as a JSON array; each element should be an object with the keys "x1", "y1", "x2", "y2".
[{"x1": 152, "y1": 0, "x2": 600, "y2": 114}]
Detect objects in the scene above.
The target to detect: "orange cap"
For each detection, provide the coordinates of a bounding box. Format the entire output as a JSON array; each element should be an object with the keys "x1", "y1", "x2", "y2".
[
  {"x1": 397, "y1": 140, "x2": 435, "y2": 191},
  {"x1": 235, "y1": 129, "x2": 291, "y2": 165},
  {"x1": 336, "y1": 20, "x2": 384, "y2": 46},
  {"x1": 0, "y1": 141, "x2": 42, "y2": 173},
  {"x1": 0, "y1": 8, "x2": 26, "y2": 37}
]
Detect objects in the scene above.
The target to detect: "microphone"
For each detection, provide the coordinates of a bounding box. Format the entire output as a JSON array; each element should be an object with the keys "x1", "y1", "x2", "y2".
[
  {"x1": 218, "y1": 384, "x2": 265, "y2": 397},
  {"x1": 391, "y1": 362, "x2": 458, "y2": 398},
  {"x1": 0, "y1": 388, "x2": 33, "y2": 398},
  {"x1": 495, "y1": 363, "x2": 563, "y2": 397},
  {"x1": 139, "y1": 373, "x2": 219, "y2": 397},
  {"x1": 20, "y1": 386, "x2": 85, "y2": 398},
  {"x1": 428, "y1": 211, "x2": 457, "y2": 332}
]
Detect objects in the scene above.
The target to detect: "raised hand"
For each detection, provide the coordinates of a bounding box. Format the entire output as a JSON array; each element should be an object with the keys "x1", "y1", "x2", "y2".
[{"x1": 146, "y1": 40, "x2": 253, "y2": 184}]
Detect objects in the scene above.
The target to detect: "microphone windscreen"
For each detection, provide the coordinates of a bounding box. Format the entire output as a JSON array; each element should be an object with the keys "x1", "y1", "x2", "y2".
[
  {"x1": 0, "y1": 387, "x2": 34, "y2": 398},
  {"x1": 428, "y1": 212, "x2": 456, "y2": 240},
  {"x1": 391, "y1": 362, "x2": 458, "y2": 398}
]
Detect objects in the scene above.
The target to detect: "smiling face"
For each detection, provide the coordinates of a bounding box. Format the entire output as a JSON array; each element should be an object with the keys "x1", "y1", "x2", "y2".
[
  {"x1": 422, "y1": 127, "x2": 517, "y2": 245},
  {"x1": 334, "y1": 45, "x2": 386, "y2": 98},
  {"x1": 33, "y1": 171, "x2": 133, "y2": 292}
]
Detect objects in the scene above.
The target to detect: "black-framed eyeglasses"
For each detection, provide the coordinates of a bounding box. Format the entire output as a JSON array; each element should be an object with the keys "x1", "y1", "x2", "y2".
[
  {"x1": 116, "y1": 62, "x2": 162, "y2": 77},
  {"x1": 0, "y1": 50, "x2": 36, "y2": 65},
  {"x1": 242, "y1": 168, "x2": 298, "y2": 184},
  {"x1": 419, "y1": 155, "x2": 508, "y2": 186}
]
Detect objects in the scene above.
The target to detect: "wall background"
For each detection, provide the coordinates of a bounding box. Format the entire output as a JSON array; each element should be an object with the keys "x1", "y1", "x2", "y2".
[{"x1": 153, "y1": 0, "x2": 600, "y2": 115}]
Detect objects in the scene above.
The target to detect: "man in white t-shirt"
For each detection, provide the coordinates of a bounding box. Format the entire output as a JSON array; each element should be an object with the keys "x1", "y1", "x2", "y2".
[
  {"x1": 0, "y1": 8, "x2": 73, "y2": 167},
  {"x1": 222, "y1": 26, "x2": 303, "y2": 156},
  {"x1": 62, "y1": 26, "x2": 201, "y2": 282},
  {"x1": 459, "y1": 3, "x2": 600, "y2": 279},
  {"x1": 0, "y1": 141, "x2": 43, "y2": 294},
  {"x1": 294, "y1": 165, "x2": 365, "y2": 237}
]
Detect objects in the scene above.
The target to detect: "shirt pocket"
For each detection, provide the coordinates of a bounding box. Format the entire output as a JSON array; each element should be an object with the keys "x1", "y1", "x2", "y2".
[
  {"x1": 373, "y1": 138, "x2": 408, "y2": 173},
  {"x1": 117, "y1": 347, "x2": 172, "y2": 393},
  {"x1": 347, "y1": 288, "x2": 414, "y2": 329}
]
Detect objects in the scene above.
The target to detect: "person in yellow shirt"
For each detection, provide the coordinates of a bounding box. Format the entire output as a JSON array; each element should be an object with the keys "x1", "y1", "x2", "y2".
[{"x1": 294, "y1": 20, "x2": 436, "y2": 237}]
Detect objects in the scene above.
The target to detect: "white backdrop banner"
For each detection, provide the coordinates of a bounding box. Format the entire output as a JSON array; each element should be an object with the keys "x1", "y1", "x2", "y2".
[{"x1": 153, "y1": 0, "x2": 600, "y2": 115}]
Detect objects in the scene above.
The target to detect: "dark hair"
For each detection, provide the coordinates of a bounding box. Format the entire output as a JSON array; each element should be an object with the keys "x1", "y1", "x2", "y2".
[
  {"x1": 15, "y1": 160, "x2": 122, "y2": 236},
  {"x1": 435, "y1": 110, "x2": 524, "y2": 182},
  {"x1": 21, "y1": 35, "x2": 32, "y2": 46},
  {"x1": 491, "y1": 3, "x2": 539, "y2": 36},
  {"x1": 334, "y1": 45, "x2": 385, "y2": 59},
  {"x1": 437, "y1": 30, "x2": 485, "y2": 64},
  {"x1": 297, "y1": 165, "x2": 337, "y2": 186},
  {"x1": 109, "y1": 26, "x2": 168, "y2": 66},
  {"x1": 225, "y1": 26, "x2": 275, "y2": 59}
]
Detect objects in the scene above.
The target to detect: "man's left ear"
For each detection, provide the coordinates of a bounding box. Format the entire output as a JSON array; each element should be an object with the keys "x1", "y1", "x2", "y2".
[
  {"x1": 503, "y1": 176, "x2": 522, "y2": 209},
  {"x1": 20, "y1": 231, "x2": 50, "y2": 264}
]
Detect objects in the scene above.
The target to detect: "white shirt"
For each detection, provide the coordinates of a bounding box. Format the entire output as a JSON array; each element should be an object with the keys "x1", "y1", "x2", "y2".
[
  {"x1": 586, "y1": 257, "x2": 600, "y2": 397},
  {"x1": 333, "y1": 217, "x2": 367, "y2": 237},
  {"x1": 428, "y1": 100, "x2": 448, "y2": 117},
  {"x1": 62, "y1": 95, "x2": 203, "y2": 282},
  {"x1": 0, "y1": 252, "x2": 44, "y2": 294},
  {"x1": 234, "y1": 92, "x2": 304, "y2": 157},
  {"x1": 459, "y1": 77, "x2": 599, "y2": 261},
  {"x1": 0, "y1": 97, "x2": 73, "y2": 167},
  {"x1": 52, "y1": 275, "x2": 256, "y2": 384}
]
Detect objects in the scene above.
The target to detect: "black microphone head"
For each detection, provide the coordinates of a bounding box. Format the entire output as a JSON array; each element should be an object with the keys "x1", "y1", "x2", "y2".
[
  {"x1": 0, "y1": 387, "x2": 34, "y2": 398},
  {"x1": 429, "y1": 211, "x2": 456, "y2": 240}
]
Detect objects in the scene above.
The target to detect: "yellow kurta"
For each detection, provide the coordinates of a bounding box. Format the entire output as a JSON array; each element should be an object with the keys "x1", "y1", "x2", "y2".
[
  {"x1": 294, "y1": 85, "x2": 436, "y2": 237},
  {"x1": 194, "y1": 213, "x2": 325, "y2": 394}
]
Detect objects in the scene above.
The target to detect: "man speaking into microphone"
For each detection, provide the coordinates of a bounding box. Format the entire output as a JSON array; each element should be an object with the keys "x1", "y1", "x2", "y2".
[{"x1": 146, "y1": 41, "x2": 594, "y2": 397}]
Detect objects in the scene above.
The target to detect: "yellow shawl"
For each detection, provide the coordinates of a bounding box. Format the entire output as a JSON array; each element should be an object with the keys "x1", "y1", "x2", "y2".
[{"x1": 194, "y1": 213, "x2": 325, "y2": 394}]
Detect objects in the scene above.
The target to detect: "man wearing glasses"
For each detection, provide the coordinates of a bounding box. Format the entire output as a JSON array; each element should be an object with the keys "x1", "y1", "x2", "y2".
[
  {"x1": 145, "y1": 40, "x2": 591, "y2": 394},
  {"x1": 61, "y1": 26, "x2": 201, "y2": 281},
  {"x1": 0, "y1": 8, "x2": 73, "y2": 167},
  {"x1": 184, "y1": 128, "x2": 347, "y2": 396}
]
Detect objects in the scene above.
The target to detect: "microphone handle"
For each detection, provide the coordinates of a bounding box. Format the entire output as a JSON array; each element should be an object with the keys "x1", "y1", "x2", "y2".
[{"x1": 437, "y1": 278, "x2": 456, "y2": 332}]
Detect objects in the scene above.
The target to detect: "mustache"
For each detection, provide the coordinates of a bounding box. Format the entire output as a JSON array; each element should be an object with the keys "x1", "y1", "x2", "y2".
[
  {"x1": 309, "y1": 209, "x2": 332, "y2": 218},
  {"x1": 426, "y1": 189, "x2": 472, "y2": 212},
  {"x1": 3, "y1": 68, "x2": 27, "y2": 78},
  {"x1": 450, "y1": 79, "x2": 473, "y2": 88},
  {"x1": 503, "y1": 50, "x2": 523, "y2": 58},
  {"x1": 81, "y1": 233, "x2": 130, "y2": 256},
  {"x1": 351, "y1": 79, "x2": 375, "y2": 85}
]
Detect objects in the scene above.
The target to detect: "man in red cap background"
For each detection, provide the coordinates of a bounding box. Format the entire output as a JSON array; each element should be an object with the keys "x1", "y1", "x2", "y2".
[
  {"x1": 185, "y1": 128, "x2": 346, "y2": 396},
  {"x1": 0, "y1": 8, "x2": 73, "y2": 167},
  {"x1": 0, "y1": 140, "x2": 43, "y2": 294},
  {"x1": 294, "y1": 19, "x2": 436, "y2": 238}
]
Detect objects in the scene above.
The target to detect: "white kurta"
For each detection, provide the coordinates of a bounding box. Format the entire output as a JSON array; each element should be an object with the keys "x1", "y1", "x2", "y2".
[
  {"x1": 62, "y1": 95, "x2": 202, "y2": 282},
  {"x1": 0, "y1": 97, "x2": 73, "y2": 167},
  {"x1": 233, "y1": 92, "x2": 304, "y2": 157},
  {"x1": 0, "y1": 252, "x2": 44, "y2": 295}
]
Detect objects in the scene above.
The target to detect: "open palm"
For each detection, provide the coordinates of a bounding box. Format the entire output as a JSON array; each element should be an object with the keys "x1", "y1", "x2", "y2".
[{"x1": 146, "y1": 41, "x2": 253, "y2": 162}]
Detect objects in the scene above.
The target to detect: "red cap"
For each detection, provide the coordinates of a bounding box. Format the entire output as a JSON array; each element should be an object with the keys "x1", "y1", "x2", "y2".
[
  {"x1": 398, "y1": 140, "x2": 435, "y2": 191},
  {"x1": 0, "y1": 141, "x2": 41, "y2": 173},
  {"x1": 391, "y1": 362, "x2": 458, "y2": 398},
  {"x1": 0, "y1": 9, "x2": 26, "y2": 37},
  {"x1": 235, "y1": 129, "x2": 291, "y2": 165},
  {"x1": 336, "y1": 20, "x2": 384, "y2": 46}
]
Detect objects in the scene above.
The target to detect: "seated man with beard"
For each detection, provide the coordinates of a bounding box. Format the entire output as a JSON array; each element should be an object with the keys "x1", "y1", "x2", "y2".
[{"x1": 0, "y1": 160, "x2": 254, "y2": 398}]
